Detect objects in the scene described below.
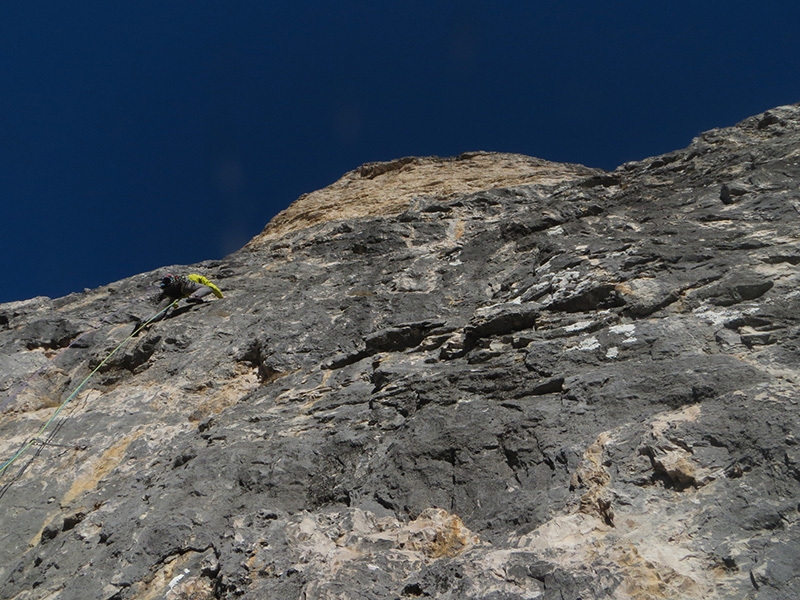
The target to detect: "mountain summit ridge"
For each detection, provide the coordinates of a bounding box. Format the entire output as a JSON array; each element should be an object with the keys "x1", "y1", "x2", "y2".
[
  {"x1": 2, "y1": 103, "x2": 800, "y2": 599},
  {"x1": 248, "y1": 151, "x2": 601, "y2": 243}
]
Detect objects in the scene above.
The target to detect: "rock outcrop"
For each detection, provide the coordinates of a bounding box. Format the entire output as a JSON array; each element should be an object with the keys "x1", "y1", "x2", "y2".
[{"x1": 2, "y1": 104, "x2": 800, "y2": 600}]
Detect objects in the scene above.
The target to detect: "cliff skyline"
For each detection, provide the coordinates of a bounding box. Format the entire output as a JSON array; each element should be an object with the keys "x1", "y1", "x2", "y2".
[
  {"x1": 3, "y1": 2, "x2": 800, "y2": 303},
  {"x1": 2, "y1": 103, "x2": 800, "y2": 598}
]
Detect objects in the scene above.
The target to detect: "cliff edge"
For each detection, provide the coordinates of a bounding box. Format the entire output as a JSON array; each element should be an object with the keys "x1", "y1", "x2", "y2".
[{"x1": 1, "y1": 104, "x2": 800, "y2": 599}]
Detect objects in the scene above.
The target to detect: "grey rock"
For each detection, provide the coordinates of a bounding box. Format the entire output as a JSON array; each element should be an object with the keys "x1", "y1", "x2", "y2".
[{"x1": 3, "y1": 104, "x2": 800, "y2": 599}]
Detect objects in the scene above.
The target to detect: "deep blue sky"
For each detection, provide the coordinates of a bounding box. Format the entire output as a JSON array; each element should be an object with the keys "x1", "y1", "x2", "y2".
[{"x1": 2, "y1": 2, "x2": 799, "y2": 303}]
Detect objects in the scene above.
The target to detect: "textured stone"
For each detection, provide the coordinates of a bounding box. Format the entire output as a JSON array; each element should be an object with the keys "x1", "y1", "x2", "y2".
[{"x1": 2, "y1": 103, "x2": 800, "y2": 599}]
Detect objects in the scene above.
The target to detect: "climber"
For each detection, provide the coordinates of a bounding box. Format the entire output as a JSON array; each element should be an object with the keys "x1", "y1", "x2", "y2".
[{"x1": 133, "y1": 273, "x2": 224, "y2": 333}]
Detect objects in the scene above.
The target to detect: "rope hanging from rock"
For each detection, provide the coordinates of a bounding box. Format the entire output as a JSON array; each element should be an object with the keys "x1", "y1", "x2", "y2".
[
  {"x1": 0, "y1": 291, "x2": 158, "y2": 415},
  {"x1": 0, "y1": 303, "x2": 172, "y2": 481}
]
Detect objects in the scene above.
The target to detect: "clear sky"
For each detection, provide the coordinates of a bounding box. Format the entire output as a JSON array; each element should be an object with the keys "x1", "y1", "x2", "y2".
[{"x1": 2, "y1": 1, "x2": 799, "y2": 303}]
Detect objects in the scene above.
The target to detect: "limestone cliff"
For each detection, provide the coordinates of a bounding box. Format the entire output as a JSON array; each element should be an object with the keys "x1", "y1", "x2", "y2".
[{"x1": 2, "y1": 104, "x2": 800, "y2": 600}]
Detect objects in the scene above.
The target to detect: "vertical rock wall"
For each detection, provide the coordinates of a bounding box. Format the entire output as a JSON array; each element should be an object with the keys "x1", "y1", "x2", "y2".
[{"x1": 1, "y1": 104, "x2": 800, "y2": 599}]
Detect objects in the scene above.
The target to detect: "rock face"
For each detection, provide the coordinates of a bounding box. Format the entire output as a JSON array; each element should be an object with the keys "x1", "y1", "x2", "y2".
[{"x1": 2, "y1": 105, "x2": 800, "y2": 600}]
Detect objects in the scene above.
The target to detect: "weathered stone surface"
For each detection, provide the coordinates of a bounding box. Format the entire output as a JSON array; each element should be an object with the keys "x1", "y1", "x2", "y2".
[{"x1": 2, "y1": 104, "x2": 800, "y2": 599}]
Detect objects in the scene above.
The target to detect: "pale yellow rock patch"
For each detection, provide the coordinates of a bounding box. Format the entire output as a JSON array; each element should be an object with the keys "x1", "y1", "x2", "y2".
[{"x1": 248, "y1": 152, "x2": 599, "y2": 245}]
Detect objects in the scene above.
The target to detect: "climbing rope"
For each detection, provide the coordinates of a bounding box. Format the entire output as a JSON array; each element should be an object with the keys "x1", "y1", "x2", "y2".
[
  {"x1": 0, "y1": 289, "x2": 159, "y2": 415},
  {"x1": 0, "y1": 302, "x2": 172, "y2": 480}
]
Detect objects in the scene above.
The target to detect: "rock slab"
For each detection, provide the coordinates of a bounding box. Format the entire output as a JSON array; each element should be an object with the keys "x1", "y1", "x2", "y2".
[{"x1": 2, "y1": 105, "x2": 800, "y2": 599}]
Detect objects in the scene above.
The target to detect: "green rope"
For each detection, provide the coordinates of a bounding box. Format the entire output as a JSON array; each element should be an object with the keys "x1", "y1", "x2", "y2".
[{"x1": 0, "y1": 304, "x2": 172, "y2": 478}]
